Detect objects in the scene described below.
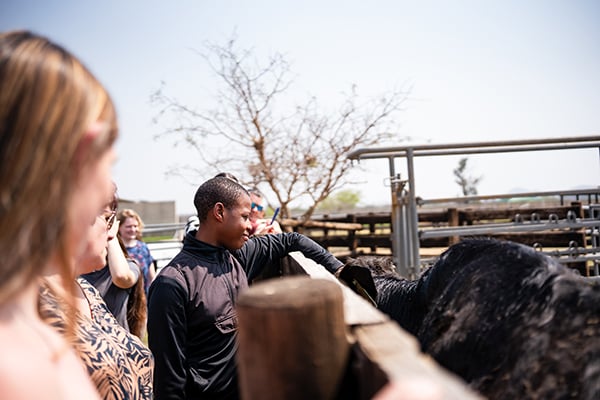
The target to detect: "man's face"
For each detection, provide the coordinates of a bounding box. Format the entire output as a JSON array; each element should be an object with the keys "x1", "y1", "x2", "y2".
[
  {"x1": 219, "y1": 194, "x2": 253, "y2": 250},
  {"x1": 250, "y1": 192, "x2": 265, "y2": 220}
]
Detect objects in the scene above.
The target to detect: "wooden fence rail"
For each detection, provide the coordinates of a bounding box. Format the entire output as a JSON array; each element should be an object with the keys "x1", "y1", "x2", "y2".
[{"x1": 235, "y1": 252, "x2": 482, "y2": 400}]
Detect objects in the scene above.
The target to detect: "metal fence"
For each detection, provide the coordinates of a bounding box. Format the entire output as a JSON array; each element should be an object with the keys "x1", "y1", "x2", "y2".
[{"x1": 348, "y1": 136, "x2": 600, "y2": 278}]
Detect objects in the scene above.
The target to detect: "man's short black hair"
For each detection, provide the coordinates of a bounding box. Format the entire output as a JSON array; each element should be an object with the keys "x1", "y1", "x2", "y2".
[
  {"x1": 194, "y1": 177, "x2": 249, "y2": 222},
  {"x1": 213, "y1": 171, "x2": 239, "y2": 183}
]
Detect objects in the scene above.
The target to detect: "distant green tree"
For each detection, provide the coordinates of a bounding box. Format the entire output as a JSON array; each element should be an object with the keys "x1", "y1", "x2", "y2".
[
  {"x1": 317, "y1": 189, "x2": 361, "y2": 212},
  {"x1": 453, "y1": 157, "x2": 482, "y2": 196}
]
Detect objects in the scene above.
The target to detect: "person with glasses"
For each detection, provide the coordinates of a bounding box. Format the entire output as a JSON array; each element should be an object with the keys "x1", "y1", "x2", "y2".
[
  {"x1": 40, "y1": 199, "x2": 154, "y2": 400},
  {"x1": 81, "y1": 186, "x2": 145, "y2": 336},
  {"x1": 249, "y1": 189, "x2": 282, "y2": 237}
]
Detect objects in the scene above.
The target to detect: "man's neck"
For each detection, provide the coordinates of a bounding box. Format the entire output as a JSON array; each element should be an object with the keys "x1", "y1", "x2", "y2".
[{"x1": 195, "y1": 227, "x2": 220, "y2": 247}]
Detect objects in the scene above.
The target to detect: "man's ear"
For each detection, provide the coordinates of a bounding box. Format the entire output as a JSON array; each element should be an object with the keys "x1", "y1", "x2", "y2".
[{"x1": 213, "y1": 203, "x2": 226, "y2": 222}]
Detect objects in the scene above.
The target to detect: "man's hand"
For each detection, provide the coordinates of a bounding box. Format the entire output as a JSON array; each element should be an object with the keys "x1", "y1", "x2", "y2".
[{"x1": 252, "y1": 219, "x2": 282, "y2": 236}]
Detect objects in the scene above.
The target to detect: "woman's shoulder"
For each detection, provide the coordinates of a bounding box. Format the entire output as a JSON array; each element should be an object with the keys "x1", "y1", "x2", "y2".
[
  {"x1": 0, "y1": 319, "x2": 100, "y2": 400},
  {"x1": 139, "y1": 240, "x2": 151, "y2": 251},
  {"x1": 80, "y1": 265, "x2": 111, "y2": 287},
  {"x1": 77, "y1": 276, "x2": 106, "y2": 304},
  {"x1": 0, "y1": 353, "x2": 100, "y2": 400}
]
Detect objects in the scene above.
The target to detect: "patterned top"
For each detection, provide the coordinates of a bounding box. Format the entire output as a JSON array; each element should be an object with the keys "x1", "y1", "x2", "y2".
[
  {"x1": 39, "y1": 278, "x2": 154, "y2": 400},
  {"x1": 126, "y1": 240, "x2": 154, "y2": 293}
]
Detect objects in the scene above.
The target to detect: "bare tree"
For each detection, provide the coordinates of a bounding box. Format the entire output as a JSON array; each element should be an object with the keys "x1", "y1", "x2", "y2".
[
  {"x1": 151, "y1": 37, "x2": 410, "y2": 220},
  {"x1": 453, "y1": 157, "x2": 482, "y2": 196}
]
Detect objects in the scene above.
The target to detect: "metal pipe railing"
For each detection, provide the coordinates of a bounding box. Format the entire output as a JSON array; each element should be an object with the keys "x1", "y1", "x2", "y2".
[
  {"x1": 418, "y1": 188, "x2": 600, "y2": 206},
  {"x1": 348, "y1": 136, "x2": 600, "y2": 274},
  {"x1": 143, "y1": 222, "x2": 186, "y2": 234},
  {"x1": 419, "y1": 219, "x2": 600, "y2": 239},
  {"x1": 348, "y1": 135, "x2": 600, "y2": 160}
]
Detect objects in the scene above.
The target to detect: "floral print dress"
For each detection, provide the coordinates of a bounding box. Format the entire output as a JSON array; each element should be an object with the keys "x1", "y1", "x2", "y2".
[{"x1": 39, "y1": 278, "x2": 153, "y2": 400}]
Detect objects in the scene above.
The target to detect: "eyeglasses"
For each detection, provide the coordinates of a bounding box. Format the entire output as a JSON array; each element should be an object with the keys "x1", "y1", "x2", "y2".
[
  {"x1": 103, "y1": 209, "x2": 117, "y2": 230},
  {"x1": 251, "y1": 202, "x2": 264, "y2": 212}
]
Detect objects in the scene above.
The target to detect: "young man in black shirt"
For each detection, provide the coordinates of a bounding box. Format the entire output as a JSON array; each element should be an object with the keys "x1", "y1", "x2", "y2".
[{"x1": 147, "y1": 176, "x2": 343, "y2": 399}]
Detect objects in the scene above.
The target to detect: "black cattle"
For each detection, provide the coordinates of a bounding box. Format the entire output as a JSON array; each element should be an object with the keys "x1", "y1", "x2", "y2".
[{"x1": 345, "y1": 239, "x2": 600, "y2": 400}]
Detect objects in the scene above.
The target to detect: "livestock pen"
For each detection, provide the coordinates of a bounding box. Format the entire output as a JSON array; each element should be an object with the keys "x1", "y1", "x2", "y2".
[
  {"x1": 145, "y1": 188, "x2": 600, "y2": 278},
  {"x1": 344, "y1": 135, "x2": 600, "y2": 278},
  {"x1": 144, "y1": 137, "x2": 600, "y2": 278},
  {"x1": 280, "y1": 193, "x2": 600, "y2": 277}
]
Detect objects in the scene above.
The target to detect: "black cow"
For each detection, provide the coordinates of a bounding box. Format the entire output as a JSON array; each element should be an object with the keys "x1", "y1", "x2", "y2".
[{"x1": 345, "y1": 239, "x2": 600, "y2": 400}]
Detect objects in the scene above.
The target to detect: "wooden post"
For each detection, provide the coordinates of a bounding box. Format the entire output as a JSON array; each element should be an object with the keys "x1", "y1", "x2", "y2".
[
  {"x1": 236, "y1": 276, "x2": 350, "y2": 400},
  {"x1": 369, "y1": 217, "x2": 377, "y2": 253},
  {"x1": 447, "y1": 208, "x2": 459, "y2": 245}
]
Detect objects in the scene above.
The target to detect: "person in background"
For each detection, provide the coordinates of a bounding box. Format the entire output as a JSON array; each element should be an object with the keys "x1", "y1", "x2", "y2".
[
  {"x1": 0, "y1": 30, "x2": 117, "y2": 399},
  {"x1": 118, "y1": 209, "x2": 155, "y2": 294},
  {"x1": 81, "y1": 186, "x2": 146, "y2": 337},
  {"x1": 40, "y1": 202, "x2": 154, "y2": 399},
  {"x1": 147, "y1": 176, "x2": 343, "y2": 399},
  {"x1": 184, "y1": 214, "x2": 201, "y2": 237},
  {"x1": 248, "y1": 188, "x2": 282, "y2": 236}
]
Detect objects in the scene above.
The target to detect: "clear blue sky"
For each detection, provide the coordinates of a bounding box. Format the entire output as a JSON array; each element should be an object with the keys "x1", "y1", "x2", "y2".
[{"x1": 2, "y1": 0, "x2": 599, "y2": 215}]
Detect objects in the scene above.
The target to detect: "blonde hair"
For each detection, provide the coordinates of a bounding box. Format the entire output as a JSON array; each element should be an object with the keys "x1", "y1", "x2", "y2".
[
  {"x1": 0, "y1": 30, "x2": 118, "y2": 305},
  {"x1": 117, "y1": 209, "x2": 145, "y2": 241}
]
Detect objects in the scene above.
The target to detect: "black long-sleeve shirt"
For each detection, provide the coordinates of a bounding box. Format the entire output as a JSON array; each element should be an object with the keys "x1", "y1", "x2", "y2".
[
  {"x1": 80, "y1": 260, "x2": 140, "y2": 332},
  {"x1": 147, "y1": 231, "x2": 342, "y2": 399}
]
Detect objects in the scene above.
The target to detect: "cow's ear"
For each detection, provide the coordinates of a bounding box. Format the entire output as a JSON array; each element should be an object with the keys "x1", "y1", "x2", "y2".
[{"x1": 336, "y1": 263, "x2": 377, "y2": 306}]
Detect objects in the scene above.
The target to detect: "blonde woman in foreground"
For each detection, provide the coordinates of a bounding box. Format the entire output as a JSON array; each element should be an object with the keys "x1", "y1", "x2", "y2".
[{"x1": 0, "y1": 30, "x2": 118, "y2": 399}]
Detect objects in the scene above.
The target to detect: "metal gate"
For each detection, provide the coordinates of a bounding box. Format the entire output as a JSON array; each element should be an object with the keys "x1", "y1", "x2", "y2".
[{"x1": 348, "y1": 136, "x2": 600, "y2": 278}]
